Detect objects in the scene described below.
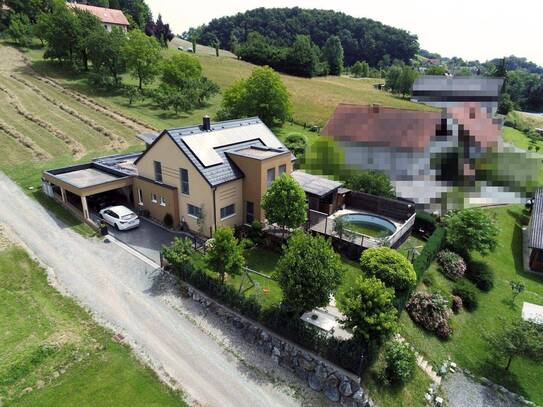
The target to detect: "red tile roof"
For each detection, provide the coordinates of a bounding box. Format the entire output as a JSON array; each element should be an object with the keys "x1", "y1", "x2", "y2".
[
  {"x1": 67, "y1": 3, "x2": 129, "y2": 26},
  {"x1": 322, "y1": 104, "x2": 442, "y2": 151}
]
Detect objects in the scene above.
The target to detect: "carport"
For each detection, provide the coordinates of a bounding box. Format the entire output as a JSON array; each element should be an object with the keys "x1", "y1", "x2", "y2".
[{"x1": 42, "y1": 162, "x2": 134, "y2": 227}]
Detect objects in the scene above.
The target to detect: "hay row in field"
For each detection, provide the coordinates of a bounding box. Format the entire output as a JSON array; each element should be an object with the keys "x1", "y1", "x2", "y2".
[
  {"x1": 0, "y1": 82, "x2": 85, "y2": 158},
  {"x1": 0, "y1": 118, "x2": 50, "y2": 160},
  {"x1": 34, "y1": 75, "x2": 158, "y2": 133},
  {"x1": 11, "y1": 74, "x2": 126, "y2": 150}
]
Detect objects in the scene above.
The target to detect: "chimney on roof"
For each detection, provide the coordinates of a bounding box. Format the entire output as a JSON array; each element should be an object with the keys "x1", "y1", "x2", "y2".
[{"x1": 202, "y1": 115, "x2": 211, "y2": 131}]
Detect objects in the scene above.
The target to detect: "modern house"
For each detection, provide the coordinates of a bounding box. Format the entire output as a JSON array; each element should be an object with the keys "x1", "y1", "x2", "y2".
[
  {"x1": 67, "y1": 3, "x2": 129, "y2": 32},
  {"x1": 528, "y1": 189, "x2": 543, "y2": 273},
  {"x1": 43, "y1": 117, "x2": 295, "y2": 237}
]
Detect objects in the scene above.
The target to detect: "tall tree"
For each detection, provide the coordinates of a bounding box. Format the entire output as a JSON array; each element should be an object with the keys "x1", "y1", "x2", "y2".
[
  {"x1": 161, "y1": 52, "x2": 202, "y2": 87},
  {"x1": 323, "y1": 35, "x2": 344, "y2": 75},
  {"x1": 286, "y1": 35, "x2": 318, "y2": 77},
  {"x1": 123, "y1": 29, "x2": 161, "y2": 90},
  {"x1": 275, "y1": 231, "x2": 343, "y2": 314},
  {"x1": 261, "y1": 174, "x2": 307, "y2": 237},
  {"x1": 217, "y1": 66, "x2": 291, "y2": 126},
  {"x1": 7, "y1": 13, "x2": 33, "y2": 46},
  {"x1": 87, "y1": 26, "x2": 127, "y2": 83},
  {"x1": 73, "y1": 9, "x2": 103, "y2": 71},
  {"x1": 443, "y1": 208, "x2": 499, "y2": 256},
  {"x1": 337, "y1": 275, "x2": 397, "y2": 343},
  {"x1": 205, "y1": 227, "x2": 245, "y2": 285}
]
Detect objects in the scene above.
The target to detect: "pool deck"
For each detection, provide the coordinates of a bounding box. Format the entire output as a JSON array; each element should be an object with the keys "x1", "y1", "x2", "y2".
[{"x1": 309, "y1": 208, "x2": 414, "y2": 249}]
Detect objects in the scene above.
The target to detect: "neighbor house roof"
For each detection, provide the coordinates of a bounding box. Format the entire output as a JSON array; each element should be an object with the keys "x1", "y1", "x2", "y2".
[
  {"x1": 136, "y1": 118, "x2": 292, "y2": 187},
  {"x1": 291, "y1": 170, "x2": 343, "y2": 197},
  {"x1": 529, "y1": 189, "x2": 543, "y2": 250},
  {"x1": 412, "y1": 76, "x2": 504, "y2": 102},
  {"x1": 67, "y1": 3, "x2": 129, "y2": 26},
  {"x1": 322, "y1": 104, "x2": 442, "y2": 151}
]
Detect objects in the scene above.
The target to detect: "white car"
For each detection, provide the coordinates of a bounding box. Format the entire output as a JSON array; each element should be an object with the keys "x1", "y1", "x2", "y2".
[{"x1": 99, "y1": 205, "x2": 140, "y2": 231}]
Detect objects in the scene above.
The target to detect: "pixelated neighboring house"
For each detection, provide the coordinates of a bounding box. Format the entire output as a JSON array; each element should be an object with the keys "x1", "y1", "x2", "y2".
[
  {"x1": 321, "y1": 103, "x2": 501, "y2": 182},
  {"x1": 67, "y1": 3, "x2": 129, "y2": 32}
]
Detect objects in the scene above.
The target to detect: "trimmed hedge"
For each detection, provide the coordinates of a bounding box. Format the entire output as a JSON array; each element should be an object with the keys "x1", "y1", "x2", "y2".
[
  {"x1": 452, "y1": 280, "x2": 479, "y2": 311},
  {"x1": 413, "y1": 226, "x2": 446, "y2": 282},
  {"x1": 165, "y1": 249, "x2": 367, "y2": 374}
]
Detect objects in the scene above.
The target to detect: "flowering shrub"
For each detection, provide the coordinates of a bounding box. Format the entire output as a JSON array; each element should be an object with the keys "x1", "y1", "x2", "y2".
[
  {"x1": 384, "y1": 341, "x2": 416, "y2": 384},
  {"x1": 406, "y1": 291, "x2": 452, "y2": 338},
  {"x1": 437, "y1": 250, "x2": 466, "y2": 281}
]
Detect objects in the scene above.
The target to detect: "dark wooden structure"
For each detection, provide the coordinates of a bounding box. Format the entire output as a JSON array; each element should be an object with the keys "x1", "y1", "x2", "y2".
[{"x1": 528, "y1": 189, "x2": 543, "y2": 273}]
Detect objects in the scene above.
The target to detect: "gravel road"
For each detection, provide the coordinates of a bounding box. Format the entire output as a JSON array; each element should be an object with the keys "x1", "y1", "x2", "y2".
[{"x1": 0, "y1": 173, "x2": 305, "y2": 407}]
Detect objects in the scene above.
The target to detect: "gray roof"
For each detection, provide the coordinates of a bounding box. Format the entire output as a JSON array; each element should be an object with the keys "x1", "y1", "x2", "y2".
[
  {"x1": 291, "y1": 170, "x2": 343, "y2": 197},
  {"x1": 529, "y1": 189, "x2": 543, "y2": 250},
  {"x1": 412, "y1": 76, "x2": 504, "y2": 102},
  {"x1": 165, "y1": 117, "x2": 291, "y2": 186}
]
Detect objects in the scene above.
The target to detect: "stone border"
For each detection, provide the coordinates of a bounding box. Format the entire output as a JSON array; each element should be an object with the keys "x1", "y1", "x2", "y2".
[{"x1": 183, "y1": 284, "x2": 374, "y2": 406}]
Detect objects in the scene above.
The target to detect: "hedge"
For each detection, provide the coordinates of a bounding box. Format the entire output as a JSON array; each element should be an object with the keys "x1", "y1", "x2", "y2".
[
  {"x1": 166, "y1": 252, "x2": 367, "y2": 374},
  {"x1": 413, "y1": 226, "x2": 446, "y2": 282}
]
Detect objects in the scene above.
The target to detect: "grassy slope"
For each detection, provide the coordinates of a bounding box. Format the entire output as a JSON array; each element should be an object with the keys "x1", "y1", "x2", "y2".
[
  {"x1": 0, "y1": 246, "x2": 186, "y2": 406},
  {"x1": 24, "y1": 42, "x2": 434, "y2": 130},
  {"x1": 502, "y1": 125, "x2": 543, "y2": 151},
  {"x1": 399, "y1": 206, "x2": 543, "y2": 404}
]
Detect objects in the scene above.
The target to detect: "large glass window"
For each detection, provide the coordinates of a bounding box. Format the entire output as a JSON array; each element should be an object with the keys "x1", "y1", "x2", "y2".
[
  {"x1": 220, "y1": 204, "x2": 235, "y2": 220},
  {"x1": 278, "y1": 164, "x2": 287, "y2": 175},
  {"x1": 154, "y1": 161, "x2": 163, "y2": 183},
  {"x1": 137, "y1": 188, "x2": 143, "y2": 205},
  {"x1": 180, "y1": 168, "x2": 189, "y2": 195},
  {"x1": 187, "y1": 204, "x2": 201, "y2": 218},
  {"x1": 246, "y1": 201, "x2": 254, "y2": 224},
  {"x1": 267, "y1": 168, "x2": 275, "y2": 187}
]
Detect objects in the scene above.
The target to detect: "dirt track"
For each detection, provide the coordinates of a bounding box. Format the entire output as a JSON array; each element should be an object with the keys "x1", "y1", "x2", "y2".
[{"x1": 0, "y1": 173, "x2": 307, "y2": 407}]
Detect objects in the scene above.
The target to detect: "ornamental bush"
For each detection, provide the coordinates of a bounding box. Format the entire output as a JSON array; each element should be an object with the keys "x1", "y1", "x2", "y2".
[
  {"x1": 466, "y1": 261, "x2": 495, "y2": 291},
  {"x1": 384, "y1": 341, "x2": 416, "y2": 384},
  {"x1": 436, "y1": 250, "x2": 466, "y2": 281},
  {"x1": 406, "y1": 291, "x2": 452, "y2": 338},
  {"x1": 452, "y1": 280, "x2": 479, "y2": 311},
  {"x1": 360, "y1": 247, "x2": 417, "y2": 292}
]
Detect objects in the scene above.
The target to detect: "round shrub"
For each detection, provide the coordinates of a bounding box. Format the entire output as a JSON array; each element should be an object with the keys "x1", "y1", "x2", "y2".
[
  {"x1": 452, "y1": 280, "x2": 479, "y2": 311},
  {"x1": 384, "y1": 341, "x2": 416, "y2": 384},
  {"x1": 406, "y1": 291, "x2": 452, "y2": 338},
  {"x1": 466, "y1": 261, "x2": 494, "y2": 291},
  {"x1": 436, "y1": 250, "x2": 466, "y2": 281},
  {"x1": 284, "y1": 133, "x2": 307, "y2": 157},
  {"x1": 360, "y1": 247, "x2": 417, "y2": 292}
]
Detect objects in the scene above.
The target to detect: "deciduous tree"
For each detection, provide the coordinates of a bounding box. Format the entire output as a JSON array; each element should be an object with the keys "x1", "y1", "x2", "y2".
[
  {"x1": 360, "y1": 247, "x2": 417, "y2": 292},
  {"x1": 7, "y1": 13, "x2": 33, "y2": 46},
  {"x1": 322, "y1": 35, "x2": 344, "y2": 76},
  {"x1": 443, "y1": 208, "x2": 499, "y2": 256},
  {"x1": 205, "y1": 227, "x2": 245, "y2": 285},
  {"x1": 275, "y1": 231, "x2": 343, "y2": 314},
  {"x1": 123, "y1": 29, "x2": 161, "y2": 90},
  {"x1": 261, "y1": 174, "x2": 307, "y2": 237},
  {"x1": 337, "y1": 275, "x2": 397, "y2": 343}
]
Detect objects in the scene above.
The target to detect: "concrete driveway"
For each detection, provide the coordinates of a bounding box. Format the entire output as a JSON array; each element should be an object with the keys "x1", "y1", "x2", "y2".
[{"x1": 0, "y1": 173, "x2": 301, "y2": 407}]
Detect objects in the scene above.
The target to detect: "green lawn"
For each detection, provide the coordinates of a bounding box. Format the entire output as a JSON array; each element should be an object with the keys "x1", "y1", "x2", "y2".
[
  {"x1": 398, "y1": 206, "x2": 543, "y2": 404},
  {"x1": 502, "y1": 126, "x2": 543, "y2": 151},
  {"x1": 0, "y1": 246, "x2": 186, "y2": 406}
]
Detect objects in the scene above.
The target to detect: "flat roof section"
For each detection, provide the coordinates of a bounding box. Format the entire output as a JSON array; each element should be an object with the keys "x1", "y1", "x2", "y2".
[
  {"x1": 230, "y1": 146, "x2": 287, "y2": 160},
  {"x1": 291, "y1": 170, "x2": 343, "y2": 197},
  {"x1": 55, "y1": 168, "x2": 121, "y2": 189}
]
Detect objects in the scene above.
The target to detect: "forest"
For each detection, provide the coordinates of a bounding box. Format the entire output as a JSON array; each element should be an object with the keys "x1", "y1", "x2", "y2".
[{"x1": 184, "y1": 7, "x2": 420, "y2": 67}]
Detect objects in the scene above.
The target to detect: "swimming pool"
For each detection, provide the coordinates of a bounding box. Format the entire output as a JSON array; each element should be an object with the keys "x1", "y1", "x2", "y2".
[{"x1": 337, "y1": 213, "x2": 397, "y2": 238}]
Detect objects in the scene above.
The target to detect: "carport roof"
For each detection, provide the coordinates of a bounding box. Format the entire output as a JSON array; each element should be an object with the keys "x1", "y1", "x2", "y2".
[
  {"x1": 55, "y1": 168, "x2": 122, "y2": 189},
  {"x1": 291, "y1": 170, "x2": 343, "y2": 197}
]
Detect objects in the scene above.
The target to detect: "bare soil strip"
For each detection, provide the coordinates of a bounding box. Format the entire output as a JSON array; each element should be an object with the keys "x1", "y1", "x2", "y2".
[
  {"x1": 0, "y1": 79, "x2": 85, "y2": 158},
  {"x1": 11, "y1": 74, "x2": 126, "y2": 150},
  {"x1": 0, "y1": 118, "x2": 50, "y2": 160}
]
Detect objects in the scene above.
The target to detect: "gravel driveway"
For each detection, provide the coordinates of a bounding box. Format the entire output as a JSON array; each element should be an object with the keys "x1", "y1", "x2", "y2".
[{"x1": 0, "y1": 173, "x2": 307, "y2": 407}]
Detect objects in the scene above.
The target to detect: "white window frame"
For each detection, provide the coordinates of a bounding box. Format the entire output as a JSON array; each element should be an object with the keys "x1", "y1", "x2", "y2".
[
  {"x1": 151, "y1": 193, "x2": 157, "y2": 203},
  {"x1": 187, "y1": 204, "x2": 201, "y2": 219},
  {"x1": 220, "y1": 204, "x2": 236, "y2": 221},
  {"x1": 137, "y1": 188, "x2": 143, "y2": 206},
  {"x1": 159, "y1": 196, "x2": 167, "y2": 207}
]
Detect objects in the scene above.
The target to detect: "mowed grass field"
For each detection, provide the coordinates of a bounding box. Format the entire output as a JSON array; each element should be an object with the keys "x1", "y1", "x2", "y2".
[
  {"x1": 398, "y1": 206, "x2": 543, "y2": 405},
  {"x1": 0, "y1": 244, "x2": 187, "y2": 406}
]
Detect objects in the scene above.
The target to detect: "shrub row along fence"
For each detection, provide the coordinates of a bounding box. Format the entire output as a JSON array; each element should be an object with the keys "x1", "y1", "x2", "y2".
[
  {"x1": 395, "y1": 226, "x2": 446, "y2": 309},
  {"x1": 167, "y1": 259, "x2": 368, "y2": 376}
]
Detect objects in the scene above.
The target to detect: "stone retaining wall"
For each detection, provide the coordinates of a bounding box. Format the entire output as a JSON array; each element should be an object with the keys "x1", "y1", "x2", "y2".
[{"x1": 185, "y1": 285, "x2": 374, "y2": 407}]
